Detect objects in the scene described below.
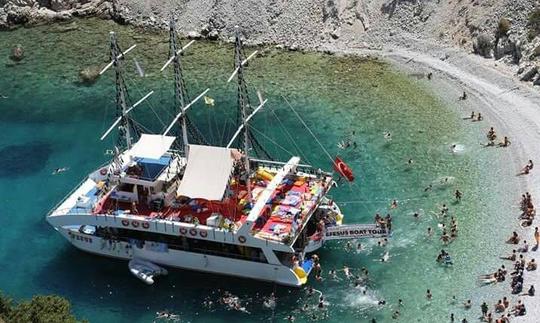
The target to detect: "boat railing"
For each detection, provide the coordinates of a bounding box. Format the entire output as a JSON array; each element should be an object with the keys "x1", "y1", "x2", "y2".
[
  {"x1": 46, "y1": 176, "x2": 91, "y2": 217},
  {"x1": 250, "y1": 158, "x2": 332, "y2": 176},
  {"x1": 47, "y1": 161, "x2": 110, "y2": 217}
]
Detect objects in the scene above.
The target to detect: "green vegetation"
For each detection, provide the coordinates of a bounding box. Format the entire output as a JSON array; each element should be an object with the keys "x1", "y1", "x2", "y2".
[
  {"x1": 497, "y1": 17, "x2": 511, "y2": 36},
  {"x1": 528, "y1": 8, "x2": 540, "y2": 40},
  {"x1": 0, "y1": 292, "x2": 83, "y2": 323}
]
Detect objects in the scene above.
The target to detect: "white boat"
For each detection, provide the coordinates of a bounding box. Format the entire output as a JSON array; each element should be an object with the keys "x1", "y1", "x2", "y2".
[
  {"x1": 46, "y1": 21, "x2": 384, "y2": 287},
  {"x1": 129, "y1": 258, "x2": 168, "y2": 285}
]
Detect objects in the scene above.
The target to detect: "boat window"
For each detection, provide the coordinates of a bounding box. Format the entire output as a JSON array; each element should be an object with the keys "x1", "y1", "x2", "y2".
[
  {"x1": 96, "y1": 227, "x2": 267, "y2": 263},
  {"x1": 118, "y1": 182, "x2": 134, "y2": 192}
]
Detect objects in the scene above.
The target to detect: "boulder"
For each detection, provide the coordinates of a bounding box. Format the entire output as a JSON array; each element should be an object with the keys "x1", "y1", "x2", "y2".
[
  {"x1": 534, "y1": 74, "x2": 540, "y2": 86},
  {"x1": 207, "y1": 29, "x2": 219, "y2": 40},
  {"x1": 79, "y1": 66, "x2": 100, "y2": 85},
  {"x1": 186, "y1": 30, "x2": 201, "y2": 39},
  {"x1": 520, "y1": 65, "x2": 538, "y2": 82},
  {"x1": 473, "y1": 33, "x2": 493, "y2": 58},
  {"x1": 9, "y1": 44, "x2": 24, "y2": 61}
]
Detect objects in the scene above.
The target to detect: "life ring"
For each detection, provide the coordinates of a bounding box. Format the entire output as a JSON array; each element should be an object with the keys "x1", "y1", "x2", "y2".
[
  {"x1": 131, "y1": 220, "x2": 140, "y2": 228},
  {"x1": 142, "y1": 222, "x2": 150, "y2": 229},
  {"x1": 121, "y1": 219, "x2": 129, "y2": 227},
  {"x1": 189, "y1": 228, "x2": 197, "y2": 236},
  {"x1": 238, "y1": 235, "x2": 247, "y2": 243},
  {"x1": 199, "y1": 230, "x2": 208, "y2": 238},
  {"x1": 99, "y1": 168, "x2": 108, "y2": 176},
  {"x1": 179, "y1": 227, "x2": 187, "y2": 235}
]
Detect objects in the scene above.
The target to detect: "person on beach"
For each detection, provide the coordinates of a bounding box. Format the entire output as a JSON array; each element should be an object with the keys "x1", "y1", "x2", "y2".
[
  {"x1": 481, "y1": 302, "x2": 488, "y2": 316},
  {"x1": 499, "y1": 136, "x2": 511, "y2": 147},
  {"x1": 495, "y1": 300, "x2": 505, "y2": 312},
  {"x1": 517, "y1": 240, "x2": 529, "y2": 253},
  {"x1": 507, "y1": 231, "x2": 520, "y2": 244},
  {"x1": 475, "y1": 113, "x2": 483, "y2": 122},
  {"x1": 534, "y1": 227, "x2": 539, "y2": 247},
  {"x1": 526, "y1": 258, "x2": 537, "y2": 271},
  {"x1": 469, "y1": 111, "x2": 476, "y2": 119},
  {"x1": 520, "y1": 160, "x2": 534, "y2": 175},
  {"x1": 487, "y1": 127, "x2": 496, "y2": 142},
  {"x1": 455, "y1": 189, "x2": 463, "y2": 202},
  {"x1": 459, "y1": 91, "x2": 467, "y2": 100},
  {"x1": 427, "y1": 72, "x2": 433, "y2": 80},
  {"x1": 501, "y1": 250, "x2": 517, "y2": 261},
  {"x1": 526, "y1": 285, "x2": 535, "y2": 296}
]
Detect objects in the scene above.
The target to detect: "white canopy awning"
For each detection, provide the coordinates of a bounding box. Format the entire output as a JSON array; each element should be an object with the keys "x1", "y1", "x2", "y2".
[
  {"x1": 128, "y1": 134, "x2": 176, "y2": 160},
  {"x1": 177, "y1": 144, "x2": 235, "y2": 200}
]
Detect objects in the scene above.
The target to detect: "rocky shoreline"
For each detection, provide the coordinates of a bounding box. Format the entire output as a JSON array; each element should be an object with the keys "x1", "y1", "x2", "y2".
[{"x1": 1, "y1": 1, "x2": 540, "y2": 86}]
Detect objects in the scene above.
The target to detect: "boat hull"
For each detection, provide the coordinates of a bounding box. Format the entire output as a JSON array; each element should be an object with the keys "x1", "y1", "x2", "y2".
[{"x1": 58, "y1": 227, "x2": 303, "y2": 287}]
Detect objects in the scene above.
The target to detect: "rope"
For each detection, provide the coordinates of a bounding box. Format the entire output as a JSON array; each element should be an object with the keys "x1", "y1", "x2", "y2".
[
  {"x1": 282, "y1": 95, "x2": 335, "y2": 164},
  {"x1": 270, "y1": 107, "x2": 311, "y2": 164},
  {"x1": 250, "y1": 126, "x2": 296, "y2": 157}
]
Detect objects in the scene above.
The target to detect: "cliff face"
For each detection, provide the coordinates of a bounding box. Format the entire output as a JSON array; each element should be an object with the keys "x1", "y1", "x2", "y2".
[{"x1": 2, "y1": 0, "x2": 540, "y2": 84}]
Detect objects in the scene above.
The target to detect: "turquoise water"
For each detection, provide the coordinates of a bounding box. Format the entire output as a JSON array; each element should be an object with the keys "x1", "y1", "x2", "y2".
[{"x1": 0, "y1": 19, "x2": 521, "y2": 322}]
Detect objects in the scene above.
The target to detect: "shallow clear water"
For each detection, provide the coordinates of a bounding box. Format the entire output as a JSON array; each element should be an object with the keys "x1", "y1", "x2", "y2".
[{"x1": 0, "y1": 19, "x2": 521, "y2": 322}]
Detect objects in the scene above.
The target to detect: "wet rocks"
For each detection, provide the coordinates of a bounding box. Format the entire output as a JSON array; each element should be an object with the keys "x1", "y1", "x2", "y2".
[
  {"x1": 78, "y1": 66, "x2": 101, "y2": 85},
  {"x1": 9, "y1": 44, "x2": 24, "y2": 61}
]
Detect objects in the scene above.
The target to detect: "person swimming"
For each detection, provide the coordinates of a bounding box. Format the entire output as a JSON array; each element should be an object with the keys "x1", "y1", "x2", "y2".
[
  {"x1": 52, "y1": 167, "x2": 69, "y2": 175},
  {"x1": 383, "y1": 132, "x2": 392, "y2": 141},
  {"x1": 426, "y1": 289, "x2": 432, "y2": 301},
  {"x1": 379, "y1": 251, "x2": 390, "y2": 262}
]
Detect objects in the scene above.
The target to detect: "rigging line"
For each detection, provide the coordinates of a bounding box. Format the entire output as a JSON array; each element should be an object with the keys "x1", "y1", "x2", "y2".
[
  {"x1": 124, "y1": 77, "x2": 167, "y2": 128},
  {"x1": 281, "y1": 95, "x2": 335, "y2": 165},
  {"x1": 249, "y1": 126, "x2": 296, "y2": 157},
  {"x1": 270, "y1": 107, "x2": 311, "y2": 165},
  {"x1": 131, "y1": 119, "x2": 154, "y2": 134}
]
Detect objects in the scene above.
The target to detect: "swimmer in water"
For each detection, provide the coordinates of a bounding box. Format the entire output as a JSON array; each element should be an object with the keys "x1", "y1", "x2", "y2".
[
  {"x1": 343, "y1": 266, "x2": 351, "y2": 279},
  {"x1": 383, "y1": 132, "x2": 392, "y2": 141},
  {"x1": 380, "y1": 251, "x2": 390, "y2": 262},
  {"x1": 413, "y1": 212, "x2": 420, "y2": 220},
  {"x1": 390, "y1": 199, "x2": 398, "y2": 209},
  {"x1": 427, "y1": 227, "x2": 433, "y2": 237},
  {"x1": 450, "y1": 144, "x2": 457, "y2": 153},
  {"x1": 52, "y1": 167, "x2": 69, "y2": 175},
  {"x1": 424, "y1": 184, "x2": 433, "y2": 192},
  {"x1": 455, "y1": 189, "x2": 463, "y2": 202},
  {"x1": 426, "y1": 289, "x2": 432, "y2": 301}
]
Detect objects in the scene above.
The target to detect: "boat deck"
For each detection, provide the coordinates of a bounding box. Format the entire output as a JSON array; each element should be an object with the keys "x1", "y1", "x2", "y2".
[
  {"x1": 86, "y1": 165, "x2": 329, "y2": 242},
  {"x1": 250, "y1": 171, "x2": 328, "y2": 242}
]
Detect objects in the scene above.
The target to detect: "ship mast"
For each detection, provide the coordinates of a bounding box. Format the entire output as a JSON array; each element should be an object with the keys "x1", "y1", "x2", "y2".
[
  {"x1": 110, "y1": 31, "x2": 133, "y2": 149},
  {"x1": 169, "y1": 19, "x2": 190, "y2": 154}
]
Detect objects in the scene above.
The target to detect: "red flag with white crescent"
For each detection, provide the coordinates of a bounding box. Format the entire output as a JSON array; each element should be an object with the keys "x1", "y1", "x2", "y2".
[{"x1": 333, "y1": 156, "x2": 354, "y2": 181}]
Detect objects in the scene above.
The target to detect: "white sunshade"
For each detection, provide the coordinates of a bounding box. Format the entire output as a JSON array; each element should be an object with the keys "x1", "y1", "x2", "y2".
[
  {"x1": 128, "y1": 134, "x2": 176, "y2": 160},
  {"x1": 177, "y1": 144, "x2": 235, "y2": 200}
]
